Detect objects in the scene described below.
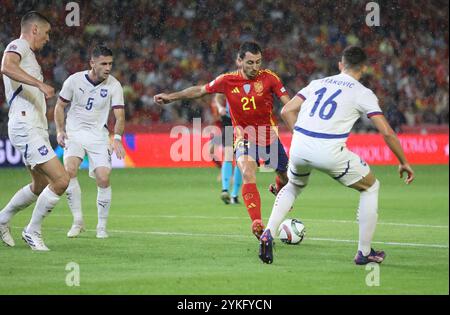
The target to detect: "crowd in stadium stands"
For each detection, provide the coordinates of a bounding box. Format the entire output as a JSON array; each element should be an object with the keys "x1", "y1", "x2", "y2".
[{"x1": 0, "y1": 0, "x2": 448, "y2": 136}]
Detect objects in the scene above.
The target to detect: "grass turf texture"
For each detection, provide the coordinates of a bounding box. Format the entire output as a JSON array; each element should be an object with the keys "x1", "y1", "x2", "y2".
[{"x1": 0, "y1": 165, "x2": 448, "y2": 294}]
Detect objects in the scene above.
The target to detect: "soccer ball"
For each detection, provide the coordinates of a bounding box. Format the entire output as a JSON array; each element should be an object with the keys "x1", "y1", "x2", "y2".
[{"x1": 278, "y1": 218, "x2": 306, "y2": 245}]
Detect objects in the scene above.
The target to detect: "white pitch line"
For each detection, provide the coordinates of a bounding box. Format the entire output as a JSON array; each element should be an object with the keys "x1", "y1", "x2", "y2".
[
  {"x1": 11, "y1": 226, "x2": 449, "y2": 249},
  {"x1": 50, "y1": 213, "x2": 449, "y2": 229}
]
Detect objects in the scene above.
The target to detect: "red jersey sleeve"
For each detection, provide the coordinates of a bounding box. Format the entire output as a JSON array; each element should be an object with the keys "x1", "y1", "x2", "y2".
[
  {"x1": 204, "y1": 74, "x2": 227, "y2": 94},
  {"x1": 267, "y1": 71, "x2": 289, "y2": 99}
]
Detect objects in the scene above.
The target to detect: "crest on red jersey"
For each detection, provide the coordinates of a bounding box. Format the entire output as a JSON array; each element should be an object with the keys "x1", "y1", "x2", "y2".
[
  {"x1": 254, "y1": 81, "x2": 264, "y2": 95},
  {"x1": 243, "y1": 84, "x2": 251, "y2": 94}
]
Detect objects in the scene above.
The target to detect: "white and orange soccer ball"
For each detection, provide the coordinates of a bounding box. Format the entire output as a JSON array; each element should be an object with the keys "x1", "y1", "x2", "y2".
[{"x1": 278, "y1": 218, "x2": 306, "y2": 245}]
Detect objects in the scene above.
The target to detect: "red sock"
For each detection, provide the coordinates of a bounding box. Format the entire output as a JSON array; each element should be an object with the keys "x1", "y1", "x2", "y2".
[
  {"x1": 276, "y1": 175, "x2": 286, "y2": 192},
  {"x1": 242, "y1": 183, "x2": 261, "y2": 222}
]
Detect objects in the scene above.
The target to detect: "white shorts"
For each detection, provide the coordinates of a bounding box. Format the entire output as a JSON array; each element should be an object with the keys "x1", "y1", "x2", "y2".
[
  {"x1": 8, "y1": 126, "x2": 56, "y2": 169},
  {"x1": 64, "y1": 131, "x2": 112, "y2": 178},
  {"x1": 288, "y1": 133, "x2": 370, "y2": 187}
]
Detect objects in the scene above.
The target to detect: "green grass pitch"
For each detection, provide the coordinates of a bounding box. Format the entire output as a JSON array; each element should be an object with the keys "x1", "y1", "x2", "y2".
[{"x1": 0, "y1": 165, "x2": 448, "y2": 294}]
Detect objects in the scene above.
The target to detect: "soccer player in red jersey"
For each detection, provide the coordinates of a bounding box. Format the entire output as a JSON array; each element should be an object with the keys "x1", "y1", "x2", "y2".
[{"x1": 154, "y1": 42, "x2": 291, "y2": 239}]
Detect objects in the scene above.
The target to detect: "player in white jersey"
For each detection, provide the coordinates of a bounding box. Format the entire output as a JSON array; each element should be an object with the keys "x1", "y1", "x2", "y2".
[
  {"x1": 259, "y1": 46, "x2": 415, "y2": 265},
  {"x1": 0, "y1": 12, "x2": 70, "y2": 251},
  {"x1": 54, "y1": 46, "x2": 126, "y2": 239}
]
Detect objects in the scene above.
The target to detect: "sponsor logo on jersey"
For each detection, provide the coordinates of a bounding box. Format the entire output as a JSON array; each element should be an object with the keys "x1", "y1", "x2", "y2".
[
  {"x1": 38, "y1": 145, "x2": 48, "y2": 156},
  {"x1": 243, "y1": 84, "x2": 251, "y2": 94},
  {"x1": 280, "y1": 87, "x2": 286, "y2": 93},
  {"x1": 100, "y1": 89, "x2": 108, "y2": 97},
  {"x1": 232, "y1": 87, "x2": 240, "y2": 94},
  {"x1": 254, "y1": 81, "x2": 264, "y2": 95},
  {"x1": 9, "y1": 44, "x2": 17, "y2": 50}
]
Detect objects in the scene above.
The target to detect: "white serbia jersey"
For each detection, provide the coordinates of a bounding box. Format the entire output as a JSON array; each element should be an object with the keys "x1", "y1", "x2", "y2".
[
  {"x1": 3, "y1": 39, "x2": 47, "y2": 130},
  {"x1": 59, "y1": 71, "x2": 124, "y2": 136},
  {"x1": 295, "y1": 72, "x2": 382, "y2": 143}
]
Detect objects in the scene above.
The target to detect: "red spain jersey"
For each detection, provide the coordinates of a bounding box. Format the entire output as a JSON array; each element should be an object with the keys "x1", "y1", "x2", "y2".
[{"x1": 204, "y1": 69, "x2": 288, "y2": 145}]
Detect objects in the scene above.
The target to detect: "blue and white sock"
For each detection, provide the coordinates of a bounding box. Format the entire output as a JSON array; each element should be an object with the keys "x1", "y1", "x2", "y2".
[
  {"x1": 231, "y1": 166, "x2": 242, "y2": 197},
  {"x1": 221, "y1": 161, "x2": 233, "y2": 192}
]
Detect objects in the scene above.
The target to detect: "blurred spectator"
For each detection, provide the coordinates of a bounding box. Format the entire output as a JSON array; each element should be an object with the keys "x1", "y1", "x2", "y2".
[{"x1": 0, "y1": 0, "x2": 448, "y2": 135}]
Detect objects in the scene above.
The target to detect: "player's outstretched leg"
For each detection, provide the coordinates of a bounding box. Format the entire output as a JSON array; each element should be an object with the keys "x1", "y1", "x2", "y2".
[
  {"x1": 266, "y1": 182, "x2": 304, "y2": 238},
  {"x1": 96, "y1": 186, "x2": 111, "y2": 238},
  {"x1": 352, "y1": 179, "x2": 385, "y2": 264},
  {"x1": 24, "y1": 158, "x2": 69, "y2": 251},
  {"x1": 242, "y1": 183, "x2": 263, "y2": 239},
  {"x1": 94, "y1": 167, "x2": 112, "y2": 239},
  {"x1": 0, "y1": 184, "x2": 39, "y2": 247},
  {"x1": 66, "y1": 177, "x2": 85, "y2": 237}
]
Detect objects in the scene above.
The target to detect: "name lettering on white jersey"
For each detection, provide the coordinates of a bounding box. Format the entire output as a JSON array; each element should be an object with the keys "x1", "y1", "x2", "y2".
[{"x1": 294, "y1": 73, "x2": 382, "y2": 143}]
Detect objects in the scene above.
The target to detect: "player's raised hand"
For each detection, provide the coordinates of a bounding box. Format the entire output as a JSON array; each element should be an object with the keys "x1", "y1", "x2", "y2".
[
  {"x1": 153, "y1": 93, "x2": 171, "y2": 105},
  {"x1": 56, "y1": 131, "x2": 68, "y2": 148},
  {"x1": 399, "y1": 163, "x2": 415, "y2": 184},
  {"x1": 113, "y1": 139, "x2": 126, "y2": 160},
  {"x1": 38, "y1": 82, "x2": 55, "y2": 99}
]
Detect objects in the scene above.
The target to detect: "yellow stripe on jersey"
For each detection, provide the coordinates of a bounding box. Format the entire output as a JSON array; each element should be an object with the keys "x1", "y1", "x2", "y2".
[
  {"x1": 262, "y1": 69, "x2": 282, "y2": 82},
  {"x1": 221, "y1": 70, "x2": 239, "y2": 78}
]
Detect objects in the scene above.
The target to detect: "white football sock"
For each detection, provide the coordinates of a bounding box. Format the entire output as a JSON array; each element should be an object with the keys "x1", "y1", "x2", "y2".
[
  {"x1": 0, "y1": 184, "x2": 38, "y2": 225},
  {"x1": 97, "y1": 186, "x2": 111, "y2": 230},
  {"x1": 267, "y1": 182, "x2": 303, "y2": 236},
  {"x1": 358, "y1": 180, "x2": 380, "y2": 256},
  {"x1": 26, "y1": 186, "x2": 60, "y2": 234},
  {"x1": 66, "y1": 178, "x2": 83, "y2": 225}
]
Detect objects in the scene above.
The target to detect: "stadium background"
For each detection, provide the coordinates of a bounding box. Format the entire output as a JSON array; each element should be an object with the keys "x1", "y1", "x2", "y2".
[
  {"x1": 0, "y1": 0, "x2": 448, "y2": 297},
  {"x1": 0, "y1": 0, "x2": 448, "y2": 168}
]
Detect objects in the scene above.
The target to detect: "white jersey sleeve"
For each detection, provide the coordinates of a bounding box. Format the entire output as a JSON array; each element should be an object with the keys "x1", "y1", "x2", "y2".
[
  {"x1": 356, "y1": 89, "x2": 383, "y2": 118},
  {"x1": 111, "y1": 82, "x2": 124, "y2": 108},
  {"x1": 59, "y1": 75, "x2": 74, "y2": 102},
  {"x1": 296, "y1": 81, "x2": 314, "y2": 101},
  {"x1": 5, "y1": 39, "x2": 29, "y2": 60}
]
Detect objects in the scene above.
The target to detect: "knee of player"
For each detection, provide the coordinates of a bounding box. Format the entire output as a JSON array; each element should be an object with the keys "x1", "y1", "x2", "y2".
[
  {"x1": 96, "y1": 176, "x2": 110, "y2": 188},
  {"x1": 31, "y1": 181, "x2": 47, "y2": 195},
  {"x1": 241, "y1": 170, "x2": 256, "y2": 183},
  {"x1": 65, "y1": 167, "x2": 79, "y2": 179},
  {"x1": 289, "y1": 179, "x2": 308, "y2": 189},
  {"x1": 368, "y1": 179, "x2": 380, "y2": 192},
  {"x1": 58, "y1": 173, "x2": 70, "y2": 191}
]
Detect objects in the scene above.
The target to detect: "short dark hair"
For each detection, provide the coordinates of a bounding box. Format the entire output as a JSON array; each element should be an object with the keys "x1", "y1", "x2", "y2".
[
  {"x1": 342, "y1": 46, "x2": 367, "y2": 70},
  {"x1": 91, "y1": 45, "x2": 113, "y2": 59},
  {"x1": 21, "y1": 11, "x2": 51, "y2": 28},
  {"x1": 238, "y1": 41, "x2": 262, "y2": 59}
]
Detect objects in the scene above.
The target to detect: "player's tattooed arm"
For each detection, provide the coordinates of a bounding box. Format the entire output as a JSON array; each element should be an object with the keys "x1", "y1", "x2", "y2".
[
  {"x1": 280, "y1": 95, "x2": 303, "y2": 132},
  {"x1": 154, "y1": 85, "x2": 207, "y2": 105}
]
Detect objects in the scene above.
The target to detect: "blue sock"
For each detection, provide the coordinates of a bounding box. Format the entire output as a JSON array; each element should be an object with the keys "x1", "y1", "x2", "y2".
[
  {"x1": 231, "y1": 166, "x2": 242, "y2": 197},
  {"x1": 221, "y1": 161, "x2": 233, "y2": 191}
]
